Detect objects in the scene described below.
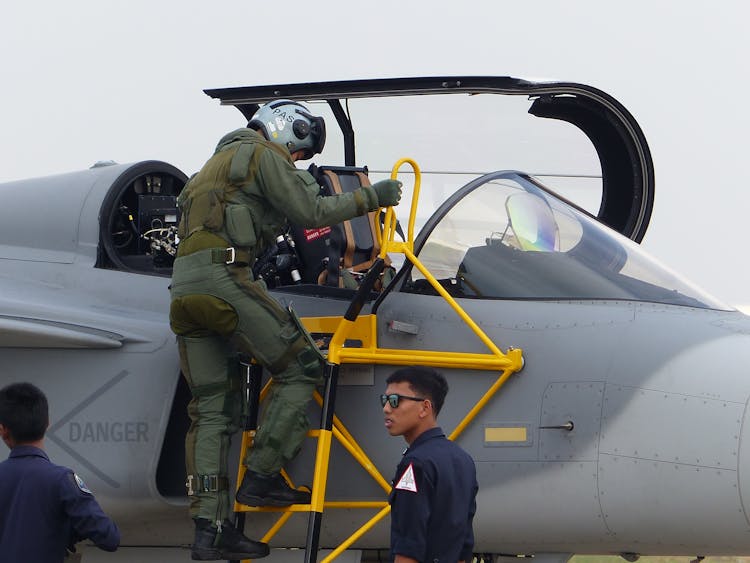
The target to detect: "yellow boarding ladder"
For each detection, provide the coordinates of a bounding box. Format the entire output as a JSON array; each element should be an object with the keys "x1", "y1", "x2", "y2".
[{"x1": 233, "y1": 159, "x2": 524, "y2": 562}]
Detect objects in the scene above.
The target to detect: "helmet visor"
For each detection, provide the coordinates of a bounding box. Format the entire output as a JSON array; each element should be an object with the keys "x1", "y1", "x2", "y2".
[{"x1": 297, "y1": 108, "x2": 326, "y2": 157}]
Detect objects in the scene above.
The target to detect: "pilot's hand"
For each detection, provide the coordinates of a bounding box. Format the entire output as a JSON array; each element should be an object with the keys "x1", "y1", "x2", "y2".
[{"x1": 372, "y1": 179, "x2": 402, "y2": 207}]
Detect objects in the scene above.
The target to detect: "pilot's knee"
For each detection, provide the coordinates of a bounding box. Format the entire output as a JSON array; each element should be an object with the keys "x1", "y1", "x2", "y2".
[
  {"x1": 277, "y1": 323, "x2": 323, "y2": 381},
  {"x1": 296, "y1": 344, "x2": 323, "y2": 381}
]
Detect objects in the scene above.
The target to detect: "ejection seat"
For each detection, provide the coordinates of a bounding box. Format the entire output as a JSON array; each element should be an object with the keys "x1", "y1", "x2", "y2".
[{"x1": 290, "y1": 165, "x2": 393, "y2": 289}]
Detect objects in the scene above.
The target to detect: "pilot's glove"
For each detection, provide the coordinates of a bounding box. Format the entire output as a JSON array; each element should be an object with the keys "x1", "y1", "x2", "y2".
[{"x1": 372, "y1": 179, "x2": 402, "y2": 207}]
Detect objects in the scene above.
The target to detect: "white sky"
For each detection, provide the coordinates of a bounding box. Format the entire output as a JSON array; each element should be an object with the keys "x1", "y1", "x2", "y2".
[{"x1": 2, "y1": 0, "x2": 749, "y2": 306}]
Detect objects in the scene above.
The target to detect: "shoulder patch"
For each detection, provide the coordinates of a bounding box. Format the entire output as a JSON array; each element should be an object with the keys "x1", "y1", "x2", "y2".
[
  {"x1": 395, "y1": 462, "x2": 418, "y2": 492},
  {"x1": 74, "y1": 473, "x2": 92, "y2": 495}
]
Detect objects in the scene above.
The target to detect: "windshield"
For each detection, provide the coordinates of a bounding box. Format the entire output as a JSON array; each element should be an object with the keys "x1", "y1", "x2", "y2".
[{"x1": 403, "y1": 172, "x2": 730, "y2": 310}]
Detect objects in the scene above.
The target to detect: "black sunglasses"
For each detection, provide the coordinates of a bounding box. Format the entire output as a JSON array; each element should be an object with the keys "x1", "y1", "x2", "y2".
[{"x1": 380, "y1": 393, "x2": 426, "y2": 409}]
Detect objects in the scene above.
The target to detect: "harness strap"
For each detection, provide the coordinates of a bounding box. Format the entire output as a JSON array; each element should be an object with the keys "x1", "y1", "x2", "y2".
[
  {"x1": 324, "y1": 170, "x2": 357, "y2": 270},
  {"x1": 208, "y1": 247, "x2": 251, "y2": 266},
  {"x1": 354, "y1": 171, "x2": 381, "y2": 264},
  {"x1": 186, "y1": 474, "x2": 230, "y2": 495}
]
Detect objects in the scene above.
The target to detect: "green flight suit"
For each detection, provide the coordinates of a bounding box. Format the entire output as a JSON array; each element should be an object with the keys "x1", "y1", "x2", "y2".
[{"x1": 169, "y1": 128, "x2": 379, "y2": 522}]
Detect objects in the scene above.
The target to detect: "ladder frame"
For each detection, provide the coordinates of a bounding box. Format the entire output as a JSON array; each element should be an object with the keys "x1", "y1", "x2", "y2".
[{"x1": 232, "y1": 159, "x2": 525, "y2": 561}]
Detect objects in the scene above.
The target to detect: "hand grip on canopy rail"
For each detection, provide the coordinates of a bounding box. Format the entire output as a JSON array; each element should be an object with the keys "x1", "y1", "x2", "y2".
[{"x1": 377, "y1": 158, "x2": 421, "y2": 258}]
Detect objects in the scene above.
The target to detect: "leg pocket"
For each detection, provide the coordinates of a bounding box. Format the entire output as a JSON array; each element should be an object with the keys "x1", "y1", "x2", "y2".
[{"x1": 170, "y1": 295, "x2": 239, "y2": 338}]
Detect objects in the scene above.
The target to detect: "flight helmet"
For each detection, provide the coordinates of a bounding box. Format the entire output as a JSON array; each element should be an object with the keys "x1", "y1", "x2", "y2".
[{"x1": 248, "y1": 99, "x2": 326, "y2": 159}]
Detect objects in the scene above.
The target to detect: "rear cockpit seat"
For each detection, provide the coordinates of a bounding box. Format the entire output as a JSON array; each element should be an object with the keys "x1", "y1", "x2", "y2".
[{"x1": 289, "y1": 164, "x2": 390, "y2": 289}]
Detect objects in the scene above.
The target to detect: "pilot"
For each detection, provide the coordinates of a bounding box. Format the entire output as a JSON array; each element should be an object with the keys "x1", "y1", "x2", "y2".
[
  {"x1": 382, "y1": 367, "x2": 478, "y2": 563},
  {"x1": 0, "y1": 382, "x2": 120, "y2": 562},
  {"x1": 169, "y1": 99, "x2": 402, "y2": 559}
]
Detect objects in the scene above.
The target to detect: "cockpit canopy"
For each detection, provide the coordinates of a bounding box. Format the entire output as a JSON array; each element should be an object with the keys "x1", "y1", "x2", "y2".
[{"x1": 403, "y1": 172, "x2": 728, "y2": 310}]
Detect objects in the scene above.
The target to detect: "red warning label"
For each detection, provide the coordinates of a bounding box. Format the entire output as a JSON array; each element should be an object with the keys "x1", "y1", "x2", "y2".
[{"x1": 303, "y1": 227, "x2": 332, "y2": 242}]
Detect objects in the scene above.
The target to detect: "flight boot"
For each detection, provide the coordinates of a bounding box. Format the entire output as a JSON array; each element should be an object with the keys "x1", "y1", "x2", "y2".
[
  {"x1": 236, "y1": 470, "x2": 311, "y2": 507},
  {"x1": 191, "y1": 518, "x2": 269, "y2": 561}
]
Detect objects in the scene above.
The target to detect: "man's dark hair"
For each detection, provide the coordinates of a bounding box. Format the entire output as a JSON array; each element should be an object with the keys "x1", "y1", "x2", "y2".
[
  {"x1": 0, "y1": 382, "x2": 49, "y2": 442},
  {"x1": 386, "y1": 367, "x2": 449, "y2": 415}
]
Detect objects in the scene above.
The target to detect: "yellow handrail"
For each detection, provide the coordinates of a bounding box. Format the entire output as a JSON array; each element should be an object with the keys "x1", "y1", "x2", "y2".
[
  {"x1": 330, "y1": 158, "x2": 523, "y2": 375},
  {"x1": 376, "y1": 157, "x2": 421, "y2": 256}
]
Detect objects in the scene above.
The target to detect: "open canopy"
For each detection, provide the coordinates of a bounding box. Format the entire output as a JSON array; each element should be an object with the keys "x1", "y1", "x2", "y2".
[{"x1": 205, "y1": 76, "x2": 654, "y2": 242}]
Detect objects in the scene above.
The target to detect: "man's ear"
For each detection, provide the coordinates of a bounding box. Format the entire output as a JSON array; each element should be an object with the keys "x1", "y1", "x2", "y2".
[{"x1": 419, "y1": 399, "x2": 434, "y2": 420}]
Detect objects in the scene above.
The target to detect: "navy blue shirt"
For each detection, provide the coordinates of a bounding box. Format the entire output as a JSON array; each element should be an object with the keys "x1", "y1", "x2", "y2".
[
  {"x1": 0, "y1": 445, "x2": 120, "y2": 562},
  {"x1": 389, "y1": 427, "x2": 478, "y2": 562}
]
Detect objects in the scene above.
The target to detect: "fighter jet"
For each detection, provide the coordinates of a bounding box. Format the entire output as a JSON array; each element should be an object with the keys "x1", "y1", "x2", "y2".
[{"x1": 1, "y1": 76, "x2": 749, "y2": 562}]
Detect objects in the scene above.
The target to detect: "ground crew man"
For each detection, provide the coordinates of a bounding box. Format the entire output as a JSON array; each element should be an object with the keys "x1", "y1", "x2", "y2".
[
  {"x1": 382, "y1": 367, "x2": 478, "y2": 563},
  {"x1": 169, "y1": 99, "x2": 402, "y2": 560},
  {"x1": 0, "y1": 382, "x2": 120, "y2": 562}
]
